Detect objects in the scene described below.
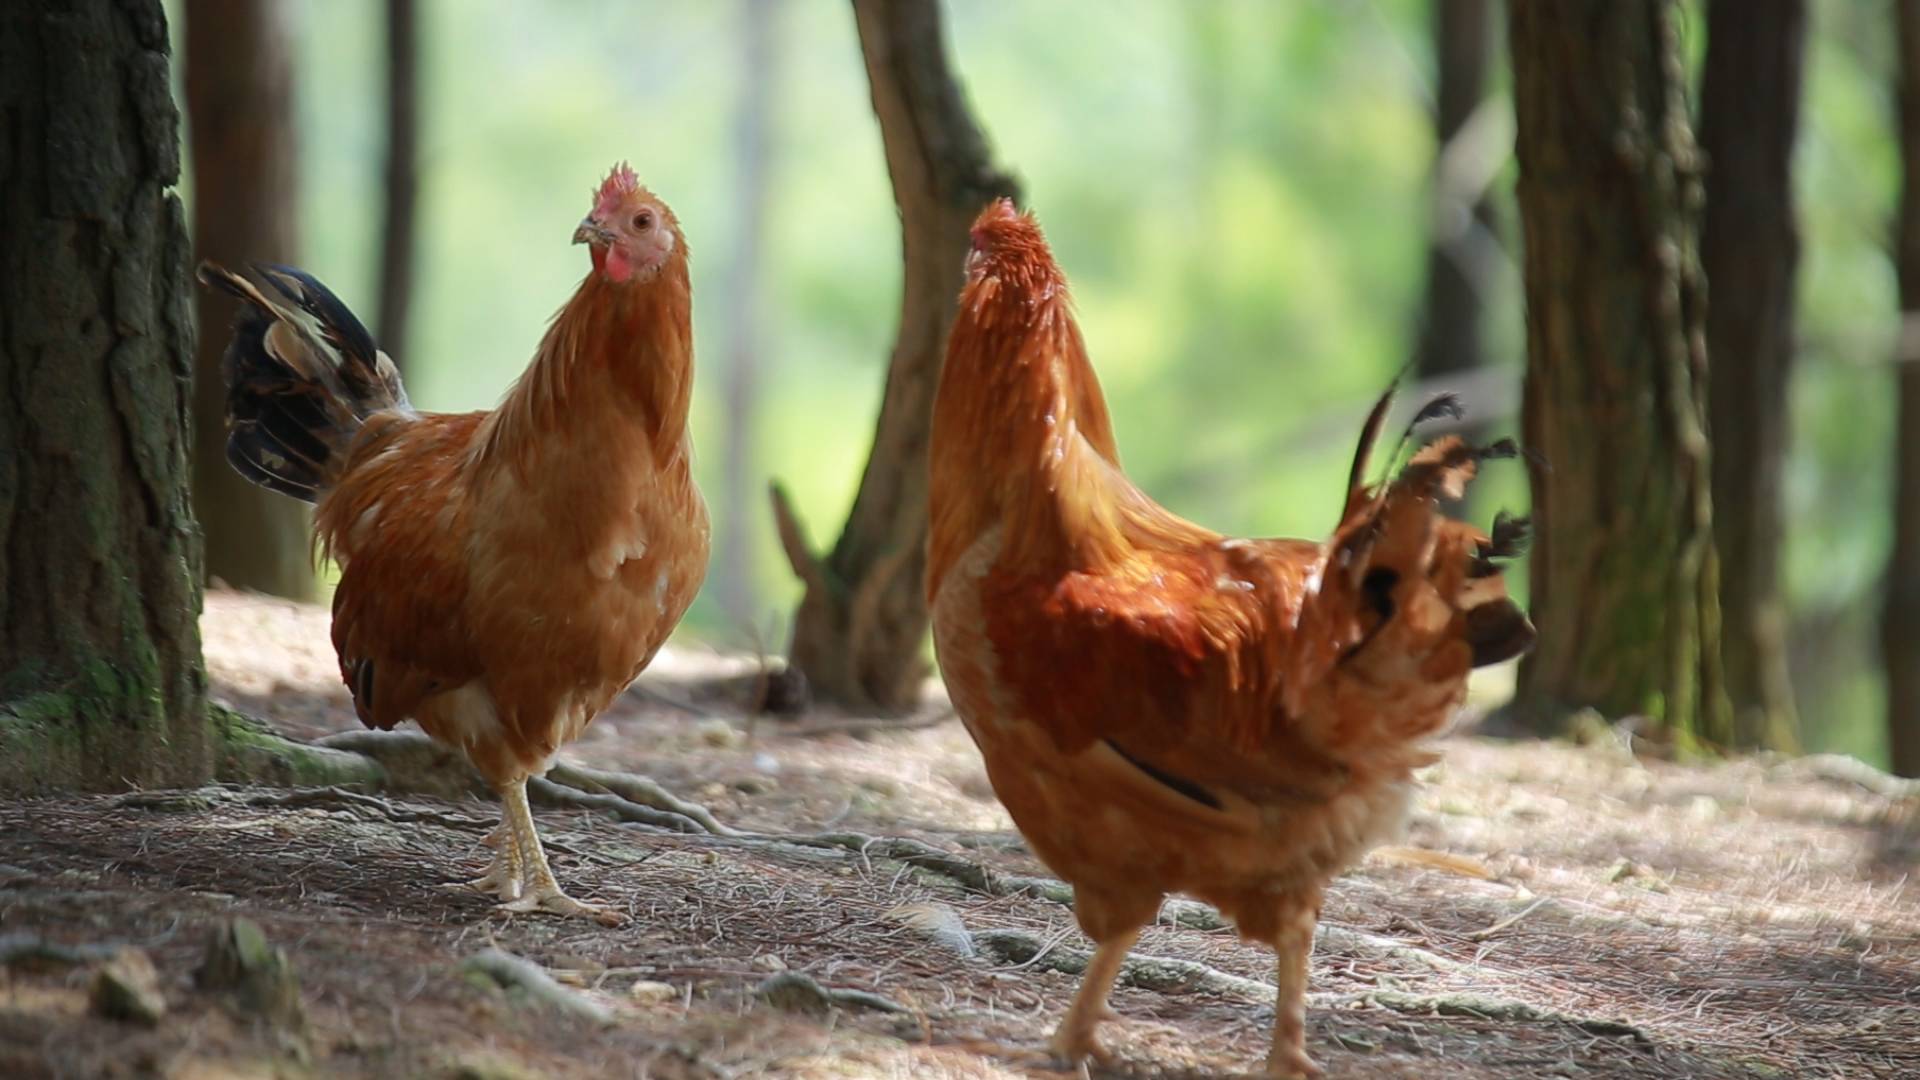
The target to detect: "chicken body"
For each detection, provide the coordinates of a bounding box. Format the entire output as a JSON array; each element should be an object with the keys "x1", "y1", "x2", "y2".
[
  {"x1": 201, "y1": 165, "x2": 707, "y2": 922},
  {"x1": 928, "y1": 202, "x2": 1532, "y2": 1075}
]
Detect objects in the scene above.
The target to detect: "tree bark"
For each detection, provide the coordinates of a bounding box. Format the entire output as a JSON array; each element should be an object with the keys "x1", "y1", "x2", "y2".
[
  {"x1": 0, "y1": 0, "x2": 211, "y2": 790},
  {"x1": 376, "y1": 0, "x2": 418, "y2": 361},
  {"x1": 1504, "y1": 1, "x2": 1731, "y2": 744},
  {"x1": 1887, "y1": 1, "x2": 1920, "y2": 777},
  {"x1": 1415, "y1": 0, "x2": 1496, "y2": 384},
  {"x1": 185, "y1": 0, "x2": 311, "y2": 598},
  {"x1": 1699, "y1": 0, "x2": 1804, "y2": 751},
  {"x1": 771, "y1": 0, "x2": 1018, "y2": 712},
  {"x1": 717, "y1": 0, "x2": 779, "y2": 627}
]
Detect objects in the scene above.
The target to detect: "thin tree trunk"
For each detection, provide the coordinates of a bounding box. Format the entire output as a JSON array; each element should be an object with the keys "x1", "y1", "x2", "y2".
[
  {"x1": 1699, "y1": 0, "x2": 1804, "y2": 751},
  {"x1": 185, "y1": 0, "x2": 311, "y2": 598},
  {"x1": 1505, "y1": 0, "x2": 1732, "y2": 744},
  {"x1": 1886, "y1": 1, "x2": 1920, "y2": 777},
  {"x1": 1416, "y1": 0, "x2": 1495, "y2": 383},
  {"x1": 771, "y1": 0, "x2": 1019, "y2": 712},
  {"x1": 0, "y1": 0, "x2": 211, "y2": 790},
  {"x1": 717, "y1": 0, "x2": 779, "y2": 627},
  {"x1": 376, "y1": 0, "x2": 418, "y2": 361}
]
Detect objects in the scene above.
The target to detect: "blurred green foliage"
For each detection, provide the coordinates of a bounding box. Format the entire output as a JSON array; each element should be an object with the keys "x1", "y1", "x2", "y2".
[{"x1": 164, "y1": 0, "x2": 1899, "y2": 764}]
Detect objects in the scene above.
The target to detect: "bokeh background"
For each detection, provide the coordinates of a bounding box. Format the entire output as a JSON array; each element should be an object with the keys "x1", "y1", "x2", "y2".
[{"x1": 163, "y1": 0, "x2": 1898, "y2": 763}]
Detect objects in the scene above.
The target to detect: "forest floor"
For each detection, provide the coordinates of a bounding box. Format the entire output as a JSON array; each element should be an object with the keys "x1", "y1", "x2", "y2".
[{"x1": 2, "y1": 589, "x2": 1918, "y2": 1079}]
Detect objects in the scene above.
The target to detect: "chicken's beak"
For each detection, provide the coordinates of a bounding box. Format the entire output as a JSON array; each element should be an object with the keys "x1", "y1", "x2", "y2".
[{"x1": 573, "y1": 217, "x2": 614, "y2": 246}]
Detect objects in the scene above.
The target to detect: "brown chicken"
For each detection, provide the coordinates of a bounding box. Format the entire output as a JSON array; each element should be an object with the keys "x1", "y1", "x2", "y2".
[
  {"x1": 199, "y1": 164, "x2": 708, "y2": 923},
  {"x1": 927, "y1": 201, "x2": 1533, "y2": 1076}
]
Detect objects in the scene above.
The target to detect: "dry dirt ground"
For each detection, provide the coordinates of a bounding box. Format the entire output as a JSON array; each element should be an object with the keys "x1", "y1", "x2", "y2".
[{"x1": 2, "y1": 589, "x2": 1918, "y2": 1079}]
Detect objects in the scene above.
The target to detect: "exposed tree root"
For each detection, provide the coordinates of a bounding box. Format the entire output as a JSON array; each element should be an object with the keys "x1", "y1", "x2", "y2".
[
  {"x1": 779, "y1": 831, "x2": 1469, "y2": 976},
  {"x1": 204, "y1": 717, "x2": 1647, "y2": 1045},
  {"x1": 1335, "y1": 988, "x2": 1650, "y2": 1041},
  {"x1": 462, "y1": 947, "x2": 614, "y2": 1026},
  {"x1": 0, "y1": 933, "x2": 124, "y2": 969},
  {"x1": 528, "y1": 776, "x2": 718, "y2": 836},
  {"x1": 215, "y1": 708, "x2": 387, "y2": 790},
  {"x1": 1774, "y1": 753, "x2": 1920, "y2": 800},
  {"x1": 308, "y1": 729, "x2": 482, "y2": 802},
  {"x1": 222, "y1": 724, "x2": 739, "y2": 838},
  {"x1": 545, "y1": 762, "x2": 739, "y2": 836},
  {"x1": 968, "y1": 927, "x2": 1275, "y2": 1004},
  {"x1": 755, "y1": 970, "x2": 909, "y2": 1015}
]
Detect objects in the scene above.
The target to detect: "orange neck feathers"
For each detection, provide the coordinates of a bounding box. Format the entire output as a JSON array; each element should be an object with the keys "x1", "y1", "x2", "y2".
[
  {"x1": 929, "y1": 202, "x2": 1137, "y2": 594},
  {"x1": 479, "y1": 256, "x2": 695, "y2": 475}
]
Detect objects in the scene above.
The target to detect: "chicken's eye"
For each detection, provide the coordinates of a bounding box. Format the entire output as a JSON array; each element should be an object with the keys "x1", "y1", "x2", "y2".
[{"x1": 631, "y1": 211, "x2": 653, "y2": 231}]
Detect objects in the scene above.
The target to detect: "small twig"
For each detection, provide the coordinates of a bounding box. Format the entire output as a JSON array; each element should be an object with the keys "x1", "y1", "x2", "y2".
[
  {"x1": 1369, "y1": 845, "x2": 1496, "y2": 880},
  {"x1": 1469, "y1": 897, "x2": 1554, "y2": 942}
]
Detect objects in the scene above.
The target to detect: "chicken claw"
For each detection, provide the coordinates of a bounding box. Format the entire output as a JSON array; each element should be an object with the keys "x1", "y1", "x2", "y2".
[
  {"x1": 1046, "y1": 1027, "x2": 1114, "y2": 1071},
  {"x1": 1263, "y1": 1047, "x2": 1325, "y2": 1080},
  {"x1": 503, "y1": 885, "x2": 626, "y2": 926}
]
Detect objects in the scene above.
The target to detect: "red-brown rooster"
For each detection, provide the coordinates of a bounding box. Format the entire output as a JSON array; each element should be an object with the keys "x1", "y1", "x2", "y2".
[
  {"x1": 927, "y1": 201, "x2": 1534, "y2": 1076},
  {"x1": 199, "y1": 164, "x2": 708, "y2": 923}
]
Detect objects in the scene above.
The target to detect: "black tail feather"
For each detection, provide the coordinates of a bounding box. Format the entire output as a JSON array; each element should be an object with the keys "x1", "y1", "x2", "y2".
[
  {"x1": 1465, "y1": 598, "x2": 1536, "y2": 667},
  {"x1": 197, "y1": 262, "x2": 410, "y2": 504}
]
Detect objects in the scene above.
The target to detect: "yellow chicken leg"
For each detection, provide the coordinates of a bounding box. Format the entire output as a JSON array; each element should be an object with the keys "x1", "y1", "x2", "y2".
[
  {"x1": 1264, "y1": 906, "x2": 1323, "y2": 1080},
  {"x1": 1048, "y1": 928, "x2": 1139, "y2": 1067},
  {"x1": 497, "y1": 777, "x2": 624, "y2": 925},
  {"x1": 468, "y1": 823, "x2": 525, "y2": 901}
]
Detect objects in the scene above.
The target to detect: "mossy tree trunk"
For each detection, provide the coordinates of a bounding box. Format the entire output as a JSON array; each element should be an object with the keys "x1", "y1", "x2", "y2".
[
  {"x1": 1699, "y1": 0, "x2": 1804, "y2": 751},
  {"x1": 1505, "y1": 0, "x2": 1732, "y2": 744},
  {"x1": 1886, "y1": 0, "x2": 1920, "y2": 778},
  {"x1": 185, "y1": 0, "x2": 312, "y2": 599},
  {"x1": 772, "y1": 0, "x2": 1018, "y2": 712},
  {"x1": 0, "y1": 0, "x2": 211, "y2": 790}
]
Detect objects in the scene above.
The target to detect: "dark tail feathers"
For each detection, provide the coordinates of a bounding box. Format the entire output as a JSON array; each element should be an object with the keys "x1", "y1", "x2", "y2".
[
  {"x1": 197, "y1": 263, "x2": 411, "y2": 503},
  {"x1": 1331, "y1": 386, "x2": 1537, "y2": 670}
]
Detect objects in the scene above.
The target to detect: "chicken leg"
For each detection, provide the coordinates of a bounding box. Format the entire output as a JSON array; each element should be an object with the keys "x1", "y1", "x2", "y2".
[
  {"x1": 468, "y1": 825, "x2": 524, "y2": 901},
  {"x1": 488, "y1": 777, "x2": 624, "y2": 925},
  {"x1": 1264, "y1": 904, "x2": 1323, "y2": 1079},
  {"x1": 1048, "y1": 927, "x2": 1140, "y2": 1067}
]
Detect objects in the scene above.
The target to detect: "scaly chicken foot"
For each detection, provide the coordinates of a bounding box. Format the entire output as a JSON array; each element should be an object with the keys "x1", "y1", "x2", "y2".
[
  {"x1": 1047, "y1": 929, "x2": 1139, "y2": 1068},
  {"x1": 467, "y1": 824, "x2": 526, "y2": 901},
  {"x1": 1263, "y1": 905, "x2": 1324, "y2": 1080},
  {"x1": 496, "y1": 777, "x2": 626, "y2": 926}
]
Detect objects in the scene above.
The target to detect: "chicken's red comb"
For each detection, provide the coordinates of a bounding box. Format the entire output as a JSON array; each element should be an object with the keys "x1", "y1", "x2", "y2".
[
  {"x1": 970, "y1": 198, "x2": 1027, "y2": 250},
  {"x1": 593, "y1": 161, "x2": 640, "y2": 218}
]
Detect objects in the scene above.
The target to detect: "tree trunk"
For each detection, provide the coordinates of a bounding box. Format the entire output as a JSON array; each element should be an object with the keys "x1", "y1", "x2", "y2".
[
  {"x1": 717, "y1": 0, "x2": 779, "y2": 627},
  {"x1": 771, "y1": 0, "x2": 1018, "y2": 712},
  {"x1": 1415, "y1": 0, "x2": 1496, "y2": 384},
  {"x1": 1699, "y1": 0, "x2": 1804, "y2": 752},
  {"x1": 1887, "y1": 1, "x2": 1920, "y2": 777},
  {"x1": 0, "y1": 0, "x2": 211, "y2": 790},
  {"x1": 185, "y1": 0, "x2": 311, "y2": 598},
  {"x1": 1504, "y1": 0, "x2": 1731, "y2": 744},
  {"x1": 376, "y1": 0, "x2": 418, "y2": 361}
]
